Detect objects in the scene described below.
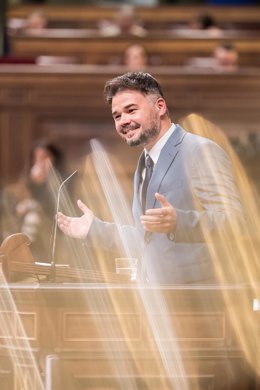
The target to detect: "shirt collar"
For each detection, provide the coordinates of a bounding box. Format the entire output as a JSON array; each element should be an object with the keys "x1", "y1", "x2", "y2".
[{"x1": 144, "y1": 123, "x2": 176, "y2": 164}]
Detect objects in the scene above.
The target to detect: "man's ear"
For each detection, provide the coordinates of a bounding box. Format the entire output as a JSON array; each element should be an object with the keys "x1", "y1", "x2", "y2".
[{"x1": 156, "y1": 97, "x2": 167, "y2": 116}]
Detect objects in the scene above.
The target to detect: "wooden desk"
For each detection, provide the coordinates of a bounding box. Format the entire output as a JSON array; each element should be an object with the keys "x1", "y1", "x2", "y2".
[
  {"x1": 0, "y1": 283, "x2": 257, "y2": 390},
  {"x1": 9, "y1": 31, "x2": 260, "y2": 67}
]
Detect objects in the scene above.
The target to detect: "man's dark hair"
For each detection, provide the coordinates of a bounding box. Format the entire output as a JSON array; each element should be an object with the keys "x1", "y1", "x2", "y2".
[
  {"x1": 198, "y1": 14, "x2": 217, "y2": 29},
  {"x1": 30, "y1": 139, "x2": 64, "y2": 174},
  {"x1": 104, "y1": 72, "x2": 165, "y2": 105}
]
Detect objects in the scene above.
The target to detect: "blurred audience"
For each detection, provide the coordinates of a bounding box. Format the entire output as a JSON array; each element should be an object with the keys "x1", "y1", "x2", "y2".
[
  {"x1": 187, "y1": 43, "x2": 239, "y2": 72},
  {"x1": 123, "y1": 43, "x2": 149, "y2": 71},
  {"x1": 190, "y1": 13, "x2": 223, "y2": 37},
  {"x1": 98, "y1": 5, "x2": 147, "y2": 37},
  {"x1": 2, "y1": 140, "x2": 64, "y2": 262},
  {"x1": 213, "y1": 43, "x2": 239, "y2": 71},
  {"x1": 25, "y1": 10, "x2": 48, "y2": 32},
  {"x1": 109, "y1": 42, "x2": 163, "y2": 69},
  {"x1": 176, "y1": 13, "x2": 223, "y2": 38},
  {"x1": 8, "y1": 9, "x2": 48, "y2": 35}
]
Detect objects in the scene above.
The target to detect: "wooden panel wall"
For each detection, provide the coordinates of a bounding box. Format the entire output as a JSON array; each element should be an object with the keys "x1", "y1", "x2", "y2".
[{"x1": 0, "y1": 65, "x2": 259, "y2": 188}]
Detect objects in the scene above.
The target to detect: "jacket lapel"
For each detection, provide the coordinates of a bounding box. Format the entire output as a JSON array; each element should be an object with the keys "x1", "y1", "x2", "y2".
[{"x1": 146, "y1": 125, "x2": 187, "y2": 210}]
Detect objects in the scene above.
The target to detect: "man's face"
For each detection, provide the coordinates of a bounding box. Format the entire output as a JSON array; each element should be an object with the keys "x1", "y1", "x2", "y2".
[{"x1": 111, "y1": 89, "x2": 162, "y2": 148}]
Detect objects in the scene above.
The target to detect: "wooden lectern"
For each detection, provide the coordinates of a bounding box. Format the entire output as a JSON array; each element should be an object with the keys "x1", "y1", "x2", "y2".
[
  {"x1": 0, "y1": 233, "x2": 129, "y2": 283},
  {"x1": 0, "y1": 234, "x2": 258, "y2": 390}
]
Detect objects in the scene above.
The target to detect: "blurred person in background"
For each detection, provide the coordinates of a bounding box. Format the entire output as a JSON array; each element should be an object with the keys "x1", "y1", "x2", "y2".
[
  {"x1": 109, "y1": 43, "x2": 159, "y2": 71},
  {"x1": 213, "y1": 43, "x2": 239, "y2": 71},
  {"x1": 186, "y1": 43, "x2": 239, "y2": 72},
  {"x1": 99, "y1": 5, "x2": 147, "y2": 37},
  {"x1": 124, "y1": 43, "x2": 149, "y2": 71},
  {"x1": 2, "y1": 140, "x2": 65, "y2": 262},
  {"x1": 8, "y1": 9, "x2": 47, "y2": 35},
  {"x1": 189, "y1": 13, "x2": 223, "y2": 37},
  {"x1": 176, "y1": 13, "x2": 223, "y2": 38},
  {"x1": 25, "y1": 9, "x2": 47, "y2": 32}
]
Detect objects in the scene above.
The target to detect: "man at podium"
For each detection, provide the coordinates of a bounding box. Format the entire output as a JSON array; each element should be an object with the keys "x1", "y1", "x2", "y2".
[{"x1": 57, "y1": 71, "x2": 244, "y2": 285}]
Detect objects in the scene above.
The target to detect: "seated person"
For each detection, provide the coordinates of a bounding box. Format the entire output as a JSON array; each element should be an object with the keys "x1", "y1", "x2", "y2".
[
  {"x1": 109, "y1": 43, "x2": 162, "y2": 70},
  {"x1": 2, "y1": 140, "x2": 64, "y2": 262},
  {"x1": 186, "y1": 43, "x2": 239, "y2": 72},
  {"x1": 98, "y1": 5, "x2": 147, "y2": 37},
  {"x1": 213, "y1": 43, "x2": 239, "y2": 71},
  {"x1": 189, "y1": 13, "x2": 223, "y2": 37},
  {"x1": 8, "y1": 9, "x2": 47, "y2": 36},
  {"x1": 123, "y1": 43, "x2": 149, "y2": 71},
  {"x1": 176, "y1": 13, "x2": 223, "y2": 38},
  {"x1": 24, "y1": 10, "x2": 48, "y2": 33}
]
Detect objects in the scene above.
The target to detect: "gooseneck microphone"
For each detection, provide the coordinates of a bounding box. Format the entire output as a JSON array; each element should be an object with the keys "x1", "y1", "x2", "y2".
[{"x1": 49, "y1": 169, "x2": 78, "y2": 281}]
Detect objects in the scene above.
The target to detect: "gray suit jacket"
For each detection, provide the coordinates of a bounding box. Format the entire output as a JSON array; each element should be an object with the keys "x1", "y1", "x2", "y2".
[{"x1": 88, "y1": 125, "x2": 243, "y2": 285}]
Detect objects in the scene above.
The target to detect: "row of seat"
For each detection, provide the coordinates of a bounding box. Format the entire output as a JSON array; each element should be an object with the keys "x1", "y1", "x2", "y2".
[
  {"x1": 8, "y1": 32, "x2": 260, "y2": 67},
  {"x1": 7, "y1": 4, "x2": 260, "y2": 30}
]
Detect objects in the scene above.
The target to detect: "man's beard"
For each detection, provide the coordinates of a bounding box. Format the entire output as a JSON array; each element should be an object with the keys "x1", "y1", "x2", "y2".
[{"x1": 124, "y1": 119, "x2": 160, "y2": 147}]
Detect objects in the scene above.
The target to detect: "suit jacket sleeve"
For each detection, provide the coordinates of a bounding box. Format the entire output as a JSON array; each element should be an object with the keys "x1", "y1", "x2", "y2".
[{"x1": 174, "y1": 141, "x2": 244, "y2": 243}]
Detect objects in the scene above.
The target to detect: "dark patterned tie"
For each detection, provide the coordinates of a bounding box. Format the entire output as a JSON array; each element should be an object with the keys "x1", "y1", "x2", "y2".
[{"x1": 142, "y1": 154, "x2": 154, "y2": 213}]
